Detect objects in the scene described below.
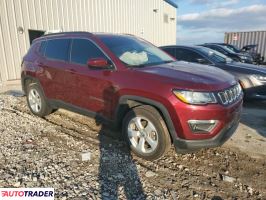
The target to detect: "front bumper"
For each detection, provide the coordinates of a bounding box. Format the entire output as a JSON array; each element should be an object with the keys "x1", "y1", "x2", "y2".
[
  {"x1": 168, "y1": 95, "x2": 242, "y2": 153},
  {"x1": 173, "y1": 111, "x2": 240, "y2": 153},
  {"x1": 239, "y1": 75, "x2": 266, "y2": 100},
  {"x1": 244, "y1": 84, "x2": 266, "y2": 100}
]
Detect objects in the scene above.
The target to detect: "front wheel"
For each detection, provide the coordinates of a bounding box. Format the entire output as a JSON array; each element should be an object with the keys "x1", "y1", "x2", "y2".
[{"x1": 122, "y1": 105, "x2": 171, "y2": 161}]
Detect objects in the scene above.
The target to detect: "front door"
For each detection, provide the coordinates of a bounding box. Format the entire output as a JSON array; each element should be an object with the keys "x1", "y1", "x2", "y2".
[{"x1": 68, "y1": 38, "x2": 116, "y2": 117}]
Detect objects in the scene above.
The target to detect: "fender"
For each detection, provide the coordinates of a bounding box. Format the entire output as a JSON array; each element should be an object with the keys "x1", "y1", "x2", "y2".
[
  {"x1": 21, "y1": 74, "x2": 58, "y2": 108},
  {"x1": 21, "y1": 74, "x2": 43, "y2": 94},
  {"x1": 116, "y1": 95, "x2": 177, "y2": 142}
]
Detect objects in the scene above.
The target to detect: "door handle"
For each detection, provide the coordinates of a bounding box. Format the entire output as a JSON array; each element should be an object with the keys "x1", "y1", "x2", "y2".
[{"x1": 66, "y1": 69, "x2": 76, "y2": 73}]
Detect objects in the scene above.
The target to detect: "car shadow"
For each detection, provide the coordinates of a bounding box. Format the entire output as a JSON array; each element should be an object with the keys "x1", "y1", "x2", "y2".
[
  {"x1": 2, "y1": 90, "x2": 24, "y2": 97},
  {"x1": 3, "y1": 87, "x2": 146, "y2": 199},
  {"x1": 95, "y1": 85, "x2": 146, "y2": 200},
  {"x1": 241, "y1": 100, "x2": 266, "y2": 138}
]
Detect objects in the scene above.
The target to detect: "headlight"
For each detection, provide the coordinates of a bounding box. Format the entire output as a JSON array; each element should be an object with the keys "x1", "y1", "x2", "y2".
[
  {"x1": 240, "y1": 55, "x2": 253, "y2": 61},
  {"x1": 173, "y1": 90, "x2": 217, "y2": 105},
  {"x1": 237, "y1": 82, "x2": 243, "y2": 93},
  {"x1": 240, "y1": 55, "x2": 248, "y2": 60},
  {"x1": 252, "y1": 74, "x2": 266, "y2": 83}
]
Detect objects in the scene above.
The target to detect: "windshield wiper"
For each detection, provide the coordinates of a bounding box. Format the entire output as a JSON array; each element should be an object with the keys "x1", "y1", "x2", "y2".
[
  {"x1": 128, "y1": 60, "x2": 175, "y2": 68},
  {"x1": 129, "y1": 64, "x2": 147, "y2": 68},
  {"x1": 163, "y1": 60, "x2": 175, "y2": 63}
]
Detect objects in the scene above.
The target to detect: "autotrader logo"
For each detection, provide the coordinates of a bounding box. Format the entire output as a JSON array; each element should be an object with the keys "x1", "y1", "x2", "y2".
[{"x1": 0, "y1": 188, "x2": 54, "y2": 199}]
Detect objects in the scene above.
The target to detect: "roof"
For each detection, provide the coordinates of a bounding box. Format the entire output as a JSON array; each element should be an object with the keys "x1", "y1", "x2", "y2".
[
  {"x1": 164, "y1": 0, "x2": 178, "y2": 8},
  {"x1": 33, "y1": 31, "x2": 135, "y2": 42},
  {"x1": 160, "y1": 45, "x2": 198, "y2": 49}
]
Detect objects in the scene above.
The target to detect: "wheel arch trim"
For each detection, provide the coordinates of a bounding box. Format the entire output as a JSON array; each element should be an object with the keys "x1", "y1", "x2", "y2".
[{"x1": 116, "y1": 95, "x2": 177, "y2": 142}]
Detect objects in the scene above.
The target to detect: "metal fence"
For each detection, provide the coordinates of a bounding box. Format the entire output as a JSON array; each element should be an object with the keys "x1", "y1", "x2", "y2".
[{"x1": 224, "y1": 31, "x2": 266, "y2": 60}]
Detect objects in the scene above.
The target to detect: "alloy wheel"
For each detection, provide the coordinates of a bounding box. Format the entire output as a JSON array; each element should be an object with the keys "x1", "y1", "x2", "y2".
[
  {"x1": 127, "y1": 116, "x2": 159, "y2": 154},
  {"x1": 28, "y1": 88, "x2": 42, "y2": 113}
]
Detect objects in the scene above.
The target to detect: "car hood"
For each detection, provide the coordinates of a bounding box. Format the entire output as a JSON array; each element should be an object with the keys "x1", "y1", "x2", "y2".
[
  {"x1": 135, "y1": 61, "x2": 236, "y2": 91},
  {"x1": 226, "y1": 62, "x2": 266, "y2": 74},
  {"x1": 235, "y1": 52, "x2": 253, "y2": 58},
  {"x1": 241, "y1": 44, "x2": 257, "y2": 51}
]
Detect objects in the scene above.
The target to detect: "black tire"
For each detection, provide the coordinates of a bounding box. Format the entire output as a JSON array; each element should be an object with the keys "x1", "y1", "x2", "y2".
[
  {"x1": 26, "y1": 82, "x2": 53, "y2": 117},
  {"x1": 122, "y1": 105, "x2": 171, "y2": 161}
]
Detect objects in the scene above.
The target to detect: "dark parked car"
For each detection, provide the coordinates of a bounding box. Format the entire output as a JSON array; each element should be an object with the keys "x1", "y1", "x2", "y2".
[
  {"x1": 241, "y1": 44, "x2": 264, "y2": 65},
  {"x1": 200, "y1": 43, "x2": 254, "y2": 64},
  {"x1": 210, "y1": 43, "x2": 264, "y2": 65},
  {"x1": 22, "y1": 32, "x2": 243, "y2": 160},
  {"x1": 161, "y1": 45, "x2": 266, "y2": 100}
]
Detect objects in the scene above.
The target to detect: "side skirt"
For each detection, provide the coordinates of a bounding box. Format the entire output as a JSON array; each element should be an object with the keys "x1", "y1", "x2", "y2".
[{"x1": 49, "y1": 99, "x2": 114, "y2": 126}]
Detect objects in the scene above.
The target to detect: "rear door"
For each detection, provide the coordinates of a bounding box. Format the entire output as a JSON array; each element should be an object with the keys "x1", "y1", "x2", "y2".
[{"x1": 39, "y1": 38, "x2": 71, "y2": 102}]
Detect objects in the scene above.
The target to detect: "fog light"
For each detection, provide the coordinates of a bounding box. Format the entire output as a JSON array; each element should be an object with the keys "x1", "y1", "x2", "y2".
[{"x1": 188, "y1": 120, "x2": 218, "y2": 134}]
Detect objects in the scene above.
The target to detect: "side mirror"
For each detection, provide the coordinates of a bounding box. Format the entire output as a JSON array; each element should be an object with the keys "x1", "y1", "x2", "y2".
[
  {"x1": 87, "y1": 58, "x2": 109, "y2": 68},
  {"x1": 225, "y1": 57, "x2": 232, "y2": 63},
  {"x1": 196, "y1": 58, "x2": 207, "y2": 64}
]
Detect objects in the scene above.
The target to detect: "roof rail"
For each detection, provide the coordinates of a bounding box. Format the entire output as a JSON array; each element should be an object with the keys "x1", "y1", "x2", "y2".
[
  {"x1": 32, "y1": 31, "x2": 94, "y2": 43},
  {"x1": 44, "y1": 29, "x2": 63, "y2": 35},
  {"x1": 40, "y1": 31, "x2": 94, "y2": 38}
]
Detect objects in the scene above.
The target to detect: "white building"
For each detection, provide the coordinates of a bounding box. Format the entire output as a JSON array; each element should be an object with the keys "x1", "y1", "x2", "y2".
[{"x1": 0, "y1": 0, "x2": 177, "y2": 84}]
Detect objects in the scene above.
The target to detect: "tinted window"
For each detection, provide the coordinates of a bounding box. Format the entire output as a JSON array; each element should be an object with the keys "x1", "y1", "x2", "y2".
[
  {"x1": 45, "y1": 39, "x2": 70, "y2": 61},
  {"x1": 175, "y1": 49, "x2": 188, "y2": 60},
  {"x1": 163, "y1": 48, "x2": 187, "y2": 60},
  {"x1": 186, "y1": 50, "x2": 204, "y2": 62},
  {"x1": 163, "y1": 48, "x2": 176, "y2": 58},
  {"x1": 71, "y1": 39, "x2": 107, "y2": 65},
  {"x1": 198, "y1": 47, "x2": 233, "y2": 63},
  {"x1": 27, "y1": 42, "x2": 39, "y2": 56},
  {"x1": 175, "y1": 48, "x2": 211, "y2": 64},
  {"x1": 208, "y1": 45, "x2": 227, "y2": 54},
  {"x1": 220, "y1": 45, "x2": 235, "y2": 54},
  {"x1": 39, "y1": 41, "x2": 47, "y2": 56}
]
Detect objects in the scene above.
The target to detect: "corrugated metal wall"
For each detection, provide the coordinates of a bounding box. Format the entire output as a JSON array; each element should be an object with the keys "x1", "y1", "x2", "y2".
[
  {"x1": 0, "y1": 0, "x2": 177, "y2": 83},
  {"x1": 225, "y1": 31, "x2": 266, "y2": 60}
]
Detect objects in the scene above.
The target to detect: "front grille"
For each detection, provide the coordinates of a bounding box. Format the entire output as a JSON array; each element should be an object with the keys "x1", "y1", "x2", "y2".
[{"x1": 218, "y1": 84, "x2": 242, "y2": 105}]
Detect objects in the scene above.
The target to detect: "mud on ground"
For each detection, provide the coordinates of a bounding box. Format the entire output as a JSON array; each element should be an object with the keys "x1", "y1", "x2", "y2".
[{"x1": 0, "y1": 93, "x2": 265, "y2": 200}]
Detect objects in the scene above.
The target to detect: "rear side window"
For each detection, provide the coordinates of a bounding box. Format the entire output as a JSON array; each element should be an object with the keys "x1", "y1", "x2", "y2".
[
  {"x1": 39, "y1": 41, "x2": 47, "y2": 56},
  {"x1": 45, "y1": 39, "x2": 70, "y2": 61},
  {"x1": 71, "y1": 39, "x2": 107, "y2": 65},
  {"x1": 24, "y1": 42, "x2": 39, "y2": 60},
  {"x1": 208, "y1": 45, "x2": 226, "y2": 54},
  {"x1": 173, "y1": 48, "x2": 206, "y2": 63},
  {"x1": 175, "y1": 49, "x2": 189, "y2": 61},
  {"x1": 163, "y1": 48, "x2": 176, "y2": 58}
]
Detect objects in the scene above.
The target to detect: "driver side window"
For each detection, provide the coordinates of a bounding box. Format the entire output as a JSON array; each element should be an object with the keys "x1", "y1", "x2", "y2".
[
  {"x1": 70, "y1": 39, "x2": 109, "y2": 65},
  {"x1": 187, "y1": 51, "x2": 210, "y2": 64},
  {"x1": 177, "y1": 48, "x2": 211, "y2": 64}
]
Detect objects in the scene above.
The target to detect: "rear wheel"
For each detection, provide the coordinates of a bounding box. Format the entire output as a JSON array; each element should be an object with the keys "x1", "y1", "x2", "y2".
[
  {"x1": 122, "y1": 105, "x2": 171, "y2": 160},
  {"x1": 26, "y1": 83, "x2": 53, "y2": 117}
]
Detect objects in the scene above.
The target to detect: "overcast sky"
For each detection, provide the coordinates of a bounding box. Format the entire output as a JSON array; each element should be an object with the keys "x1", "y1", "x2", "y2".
[{"x1": 173, "y1": 0, "x2": 266, "y2": 44}]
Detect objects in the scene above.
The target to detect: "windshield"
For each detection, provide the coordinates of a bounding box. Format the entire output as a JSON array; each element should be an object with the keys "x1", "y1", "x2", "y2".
[
  {"x1": 222, "y1": 44, "x2": 240, "y2": 53},
  {"x1": 198, "y1": 47, "x2": 233, "y2": 63},
  {"x1": 98, "y1": 35, "x2": 175, "y2": 67},
  {"x1": 220, "y1": 45, "x2": 238, "y2": 54}
]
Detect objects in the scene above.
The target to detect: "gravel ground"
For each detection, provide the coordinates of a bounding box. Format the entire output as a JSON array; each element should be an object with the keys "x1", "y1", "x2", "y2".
[{"x1": 0, "y1": 93, "x2": 265, "y2": 200}]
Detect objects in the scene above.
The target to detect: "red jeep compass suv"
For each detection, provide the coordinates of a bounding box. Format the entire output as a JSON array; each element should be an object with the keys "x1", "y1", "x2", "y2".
[{"x1": 21, "y1": 32, "x2": 243, "y2": 160}]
